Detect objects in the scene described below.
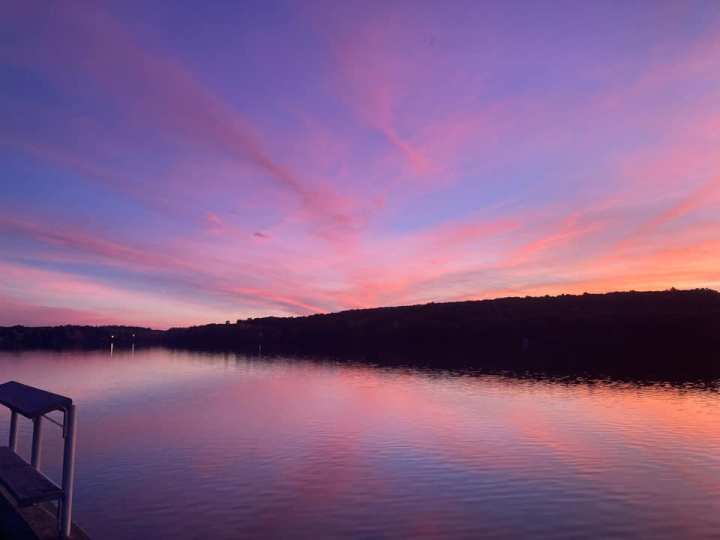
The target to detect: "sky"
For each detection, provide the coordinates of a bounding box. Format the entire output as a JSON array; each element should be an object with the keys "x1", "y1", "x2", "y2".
[{"x1": 1, "y1": 0, "x2": 720, "y2": 329}]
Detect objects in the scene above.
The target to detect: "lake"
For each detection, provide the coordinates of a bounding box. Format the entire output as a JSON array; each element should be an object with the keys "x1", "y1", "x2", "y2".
[{"x1": 0, "y1": 348, "x2": 718, "y2": 539}]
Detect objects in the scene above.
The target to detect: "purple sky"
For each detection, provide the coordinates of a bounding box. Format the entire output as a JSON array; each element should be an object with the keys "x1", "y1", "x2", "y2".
[{"x1": 2, "y1": 1, "x2": 720, "y2": 328}]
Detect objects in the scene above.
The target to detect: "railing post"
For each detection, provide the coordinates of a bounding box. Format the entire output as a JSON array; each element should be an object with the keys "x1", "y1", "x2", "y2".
[
  {"x1": 9, "y1": 411, "x2": 18, "y2": 451},
  {"x1": 60, "y1": 405, "x2": 77, "y2": 539},
  {"x1": 31, "y1": 417, "x2": 43, "y2": 469}
]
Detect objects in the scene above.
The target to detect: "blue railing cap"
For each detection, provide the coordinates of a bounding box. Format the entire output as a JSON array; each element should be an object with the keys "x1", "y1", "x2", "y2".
[{"x1": 0, "y1": 381, "x2": 72, "y2": 418}]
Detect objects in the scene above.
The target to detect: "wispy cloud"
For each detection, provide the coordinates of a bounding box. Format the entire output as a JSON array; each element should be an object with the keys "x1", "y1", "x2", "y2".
[
  {"x1": 2, "y1": 1, "x2": 720, "y2": 326},
  {"x1": 3, "y1": 3, "x2": 363, "y2": 240}
]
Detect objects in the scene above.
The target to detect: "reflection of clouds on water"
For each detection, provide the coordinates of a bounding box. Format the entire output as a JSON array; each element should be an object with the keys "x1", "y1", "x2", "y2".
[{"x1": 0, "y1": 349, "x2": 718, "y2": 539}]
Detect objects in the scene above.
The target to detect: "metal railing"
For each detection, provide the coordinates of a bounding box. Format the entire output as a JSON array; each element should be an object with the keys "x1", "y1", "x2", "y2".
[{"x1": 5, "y1": 394, "x2": 77, "y2": 538}]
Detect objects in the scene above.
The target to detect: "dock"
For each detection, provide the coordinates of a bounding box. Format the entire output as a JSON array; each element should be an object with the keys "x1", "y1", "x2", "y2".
[
  {"x1": 0, "y1": 494, "x2": 90, "y2": 540},
  {"x1": 0, "y1": 381, "x2": 90, "y2": 539}
]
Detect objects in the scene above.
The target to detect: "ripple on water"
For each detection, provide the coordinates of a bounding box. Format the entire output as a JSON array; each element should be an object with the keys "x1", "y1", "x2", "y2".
[{"x1": 0, "y1": 349, "x2": 718, "y2": 539}]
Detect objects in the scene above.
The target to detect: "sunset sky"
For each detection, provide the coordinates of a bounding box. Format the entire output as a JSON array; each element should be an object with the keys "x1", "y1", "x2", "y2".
[{"x1": 2, "y1": 1, "x2": 720, "y2": 328}]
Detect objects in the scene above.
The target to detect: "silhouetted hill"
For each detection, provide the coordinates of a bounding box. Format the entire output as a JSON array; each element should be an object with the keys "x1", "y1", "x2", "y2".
[
  {"x1": 2, "y1": 290, "x2": 719, "y2": 378},
  {"x1": 164, "y1": 289, "x2": 720, "y2": 378},
  {"x1": 0, "y1": 325, "x2": 162, "y2": 349}
]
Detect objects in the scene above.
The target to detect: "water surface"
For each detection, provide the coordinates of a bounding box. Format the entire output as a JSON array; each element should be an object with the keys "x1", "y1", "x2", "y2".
[{"x1": 0, "y1": 349, "x2": 718, "y2": 539}]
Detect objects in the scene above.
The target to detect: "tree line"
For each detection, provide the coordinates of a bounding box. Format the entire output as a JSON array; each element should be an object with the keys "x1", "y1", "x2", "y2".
[{"x1": 2, "y1": 289, "x2": 719, "y2": 379}]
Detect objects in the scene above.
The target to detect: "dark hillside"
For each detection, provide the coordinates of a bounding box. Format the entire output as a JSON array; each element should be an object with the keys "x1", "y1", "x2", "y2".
[
  {"x1": 0, "y1": 325, "x2": 162, "y2": 349},
  {"x1": 163, "y1": 289, "x2": 720, "y2": 378},
  {"x1": 2, "y1": 290, "x2": 718, "y2": 378}
]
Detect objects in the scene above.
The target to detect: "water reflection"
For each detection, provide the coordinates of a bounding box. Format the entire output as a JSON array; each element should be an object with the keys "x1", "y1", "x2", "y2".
[{"x1": 0, "y1": 349, "x2": 718, "y2": 539}]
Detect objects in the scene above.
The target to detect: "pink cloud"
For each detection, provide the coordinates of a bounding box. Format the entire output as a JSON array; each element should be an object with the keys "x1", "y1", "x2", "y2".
[
  {"x1": 4, "y1": 3, "x2": 362, "y2": 241},
  {"x1": 0, "y1": 211, "x2": 342, "y2": 319},
  {"x1": 3, "y1": 2, "x2": 720, "y2": 327},
  {"x1": 0, "y1": 293, "x2": 117, "y2": 327},
  {"x1": 502, "y1": 212, "x2": 605, "y2": 268},
  {"x1": 645, "y1": 176, "x2": 720, "y2": 231},
  {"x1": 230, "y1": 287, "x2": 326, "y2": 315},
  {"x1": 329, "y1": 6, "x2": 440, "y2": 177},
  {"x1": 0, "y1": 214, "x2": 193, "y2": 275}
]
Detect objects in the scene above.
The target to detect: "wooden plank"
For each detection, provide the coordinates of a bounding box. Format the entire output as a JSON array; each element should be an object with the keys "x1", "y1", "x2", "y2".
[
  {"x1": 0, "y1": 488, "x2": 91, "y2": 540},
  {"x1": 0, "y1": 381, "x2": 72, "y2": 418},
  {"x1": 0, "y1": 487, "x2": 38, "y2": 540},
  {"x1": 0, "y1": 447, "x2": 62, "y2": 507}
]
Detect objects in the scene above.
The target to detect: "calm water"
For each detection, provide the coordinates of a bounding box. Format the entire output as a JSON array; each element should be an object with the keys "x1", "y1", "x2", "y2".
[{"x1": 0, "y1": 349, "x2": 718, "y2": 539}]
